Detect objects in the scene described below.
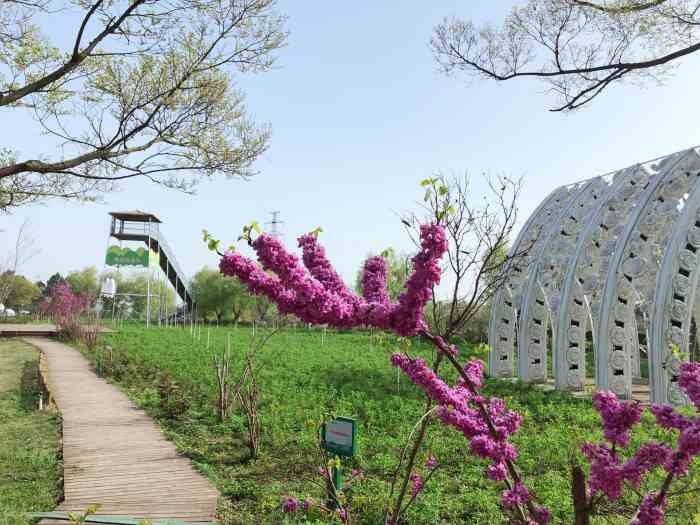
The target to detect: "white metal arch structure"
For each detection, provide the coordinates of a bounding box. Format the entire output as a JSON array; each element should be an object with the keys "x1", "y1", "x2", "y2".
[
  {"x1": 521, "y1": 177, "x2": 614, "y2": 386},
  {"x1": 488, "y1": 146, "x2": 700, "y2": 404},
  {"x1": 553, "y1": 165, "x2": 641, "y2": 391},
  {"x1": 649, "y1": 150, "x2": 700, "y2": 405},
  {"x1": 595, "y1": 150, "x2": 699, "y2": 398},
  {"x1": 488, "y1": 187, "x2": 574, "y2": 378},
  {"x1": 516, "y1": 181, "x2": 593, "y2": 382}
]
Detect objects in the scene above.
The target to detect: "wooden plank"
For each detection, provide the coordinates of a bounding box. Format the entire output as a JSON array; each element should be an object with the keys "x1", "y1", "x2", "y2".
[{"x1": 25, "y1": 337, "x2": 219, "y2": 523}]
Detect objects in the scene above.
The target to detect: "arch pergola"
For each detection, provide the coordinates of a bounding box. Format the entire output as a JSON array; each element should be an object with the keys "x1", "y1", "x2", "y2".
[{"x1": 488, "y1": 147, "x2": 700, "y2": 405}]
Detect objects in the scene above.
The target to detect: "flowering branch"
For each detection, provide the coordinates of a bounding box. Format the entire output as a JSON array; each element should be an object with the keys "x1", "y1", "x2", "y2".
[{"x1": 217, "y1": 220, "x2": 700, "y2": 525}]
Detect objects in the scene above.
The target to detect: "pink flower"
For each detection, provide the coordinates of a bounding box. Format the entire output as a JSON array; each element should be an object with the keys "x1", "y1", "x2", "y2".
[
  {"x1": 461, "y1": 359, "x2": 485, "y2": 389},
  {"x1": 622, "y1": 442, "x2": 672, "y2": 487},
  {"x1": 487, "y1": 463, "x2": 508, "y2": 481},
  {"x1": 432, "y1": 335, "x2": 459, "y2": 357},
  {"x1": 581, "y1": 442, "x2": 624, "y2": 501},
  {"x1": 501, "y1": 482, "x2": 530, "y2": 508},
  {"x1": 389, "y1": 224, "x2": 448, "y2": 336},
  {"x1": 425, "y1": 455, "x2": 437, "y2": 470},
  {"x1": 630, "y1": 492, "x2": 666, "y2": 525},
  {"x1": 40, "y1": 281, "x2": 93, "y2": 333},
  {"x1": 592, "y1": 392, "x2": 642, "y2": 447},
  {"x1": 649, "y1": 405, "x2": 691, "y2": 431},
  {"x1": 302, "y1": 497, "x2": 314, "y2": 512},
  {"x1": 531, "y1": 506, "x2": 551, "y2": 524},
  {"x1": 392, "y1": 353, "x2": 522, "y2": 483},
  {"x1": 409, "y1": 473, "x2": 424, "y2": 498},
  {"x1": 336, "y1": 507, "x2": 348, "y2": 523},
  {"x1": 220, "y1": 224, "x2": 447, "y2": 335},
  {"x1": 282, "y1": 496, "x2": 299, "y2": 513},
  {"x1": 298, "y1": 234, "x2": 353, "y2": 298},
  {"x1": 679, "y1": 362, "x2": 700, "y2": 411},
  {"x1": 678, "y1": 422, "x2": 700, "y2": 457},
  {"x1": 361, "y1": 255, "x2": 390, "y2": 305}
]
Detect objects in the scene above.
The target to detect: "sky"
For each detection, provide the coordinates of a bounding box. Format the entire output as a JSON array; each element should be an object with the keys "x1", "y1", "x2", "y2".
[{"x1": 3, "y1": 1, "x2": 700, "y2": 294}]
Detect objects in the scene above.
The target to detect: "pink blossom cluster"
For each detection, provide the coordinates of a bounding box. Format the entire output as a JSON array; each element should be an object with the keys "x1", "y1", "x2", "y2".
[
  {"x1": 631, "y1": 493, "x2": 666, "y2": 525},
  {"x1": 679, "y1": 362, "x2": 700, "y2": 410},
  {"x1": 389, "y1": 353, "x2": 538, "y2": 519},
  {"x1": 361, "y1": 256, "x2": 390, "y2": 305},
  {"x1": 298, "y1": 234, "x2": 360, "y2": 304},
  {"x1": 282, "y1": 493, "x2": 348, "y2": 523},
  {"x1": 409, "y1": 473, "x2": 424, "y2": 498},
  {"x1": 581, "y1": 441, "x2": 672, "y2": 502},
  {"x1": 282, "y1": 496, "x2": 299, "y2": 513},
  {"x1": 502, "y1": 482, "x2": 530, "y2": 508},
  {"x1": 220, "y1": 224, "x2": 447, "y2": 336},
  {"x1": 591, "y1": 391, "x2": 642, "y2": 447}
]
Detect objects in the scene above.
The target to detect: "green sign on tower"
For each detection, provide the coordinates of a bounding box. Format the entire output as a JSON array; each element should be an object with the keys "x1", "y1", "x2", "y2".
[{"x1": 105, "y1": 246, "x2": 159, "y2": 267}]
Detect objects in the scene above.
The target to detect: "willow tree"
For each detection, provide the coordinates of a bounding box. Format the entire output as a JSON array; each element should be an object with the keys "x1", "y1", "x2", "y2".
[
  {"x1": 0, "y1": 0, "x2": 287, "y2": 210},
  {"x1": 431, "y1": 0, "x2": 700, "y2": 111}
]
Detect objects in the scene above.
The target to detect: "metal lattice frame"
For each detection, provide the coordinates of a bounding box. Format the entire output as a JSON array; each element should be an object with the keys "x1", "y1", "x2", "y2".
[{"x1": 488, "y1": 147, "x2": 700, "y2": 405}]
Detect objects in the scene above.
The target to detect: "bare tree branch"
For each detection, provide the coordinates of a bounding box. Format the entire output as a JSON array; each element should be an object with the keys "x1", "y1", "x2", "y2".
[
  {"x1": 404, "y1": 173, "x2": 525, "y2": 342},
  {"x1": 431, "y1": 0, "x2": 700, "y2": 111}
]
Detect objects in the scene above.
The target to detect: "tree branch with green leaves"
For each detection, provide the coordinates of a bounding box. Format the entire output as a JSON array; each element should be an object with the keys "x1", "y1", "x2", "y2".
[{"x1": 0, "y1": 0, "x2": 287, "y2": 210}]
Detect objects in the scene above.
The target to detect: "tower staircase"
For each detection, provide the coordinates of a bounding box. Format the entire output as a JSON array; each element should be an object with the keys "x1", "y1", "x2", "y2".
[{"x1": 108, "y1": 211, "x2": 194, "y2": 311}]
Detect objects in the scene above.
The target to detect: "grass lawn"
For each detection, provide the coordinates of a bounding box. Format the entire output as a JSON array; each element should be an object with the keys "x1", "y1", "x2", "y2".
[
  {"x1": 84, "y1": 325, "x2": 700, "y2": 525},
  {"x1": 0, "y1": 339, "x2": 62, "y2": 525}
]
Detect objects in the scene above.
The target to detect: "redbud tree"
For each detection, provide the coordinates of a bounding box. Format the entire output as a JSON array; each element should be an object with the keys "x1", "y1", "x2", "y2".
[
  {"x1": 213, "y1": 217, "x2": 700, "y2": 525},
  {"x1": 40, "y1": 281, "x2": 92, "y2": 336}
]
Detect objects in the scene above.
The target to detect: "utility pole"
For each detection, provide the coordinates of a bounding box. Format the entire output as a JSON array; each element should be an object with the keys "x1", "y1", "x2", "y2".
[{"x1": 266, "y1": 211, "x2": 284, "y2": 239}]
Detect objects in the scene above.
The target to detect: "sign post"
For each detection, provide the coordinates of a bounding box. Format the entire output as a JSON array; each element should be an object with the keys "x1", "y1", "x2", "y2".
[{"x1": 321, "y1": 417, "x2": 357, "y2": 508}]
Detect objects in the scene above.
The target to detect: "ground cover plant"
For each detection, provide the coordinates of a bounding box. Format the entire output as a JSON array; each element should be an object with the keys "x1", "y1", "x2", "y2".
[
  {"x1": 0, "y1": 339, "x2": 62, "y2": 525},
  {"x1": 90, "y1": 325, "x2": 700, "y2": 524}
]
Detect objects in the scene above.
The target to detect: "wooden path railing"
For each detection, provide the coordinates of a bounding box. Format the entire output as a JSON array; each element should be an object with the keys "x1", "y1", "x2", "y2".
[{"x1": 25, "y1": 337, "x2": 219, "y2": 523}]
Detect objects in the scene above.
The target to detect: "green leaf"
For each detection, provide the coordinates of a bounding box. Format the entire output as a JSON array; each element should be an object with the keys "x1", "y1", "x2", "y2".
[
  {"x1": 438, "y1": 185, "x2": 448, "y2": 196},
  {"x1": 207, "y1": 239, "x2": 220, "y2": 252},
  {"x1": 251, "y1": 220, "x2": 261, "y2": 234},
  {"x1": 424, "y1": 189, "x2": 432, "y2": 202},
  {"x1": 420, "y1": 178, "x2": 433, "y2": 187},
  {"x1": 310, "y1": 226, "x2": 323, "y2": 238}
]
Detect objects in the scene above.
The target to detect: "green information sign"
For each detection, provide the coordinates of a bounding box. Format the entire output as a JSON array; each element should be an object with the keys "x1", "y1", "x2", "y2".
[
  {"x1": 105, "y1": 246, "x2": 159, "y2": 267},
  {"x1": 321, "y1": 417, "x2": 357, "y2": 458}
]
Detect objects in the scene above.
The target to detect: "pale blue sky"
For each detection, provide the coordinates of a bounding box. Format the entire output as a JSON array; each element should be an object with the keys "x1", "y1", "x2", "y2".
[{"x1": 2, "y1": 1, "x2": 700, "y2": 290}]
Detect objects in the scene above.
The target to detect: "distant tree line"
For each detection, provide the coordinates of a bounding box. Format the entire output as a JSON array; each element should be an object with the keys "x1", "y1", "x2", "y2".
[{"x1": 191, "y1": 267, "x2": 274, "y2": 324}]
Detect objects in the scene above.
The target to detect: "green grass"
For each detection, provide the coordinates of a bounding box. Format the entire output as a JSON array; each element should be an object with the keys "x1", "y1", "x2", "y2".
[
  {"x1": 84, "y1": 325, "x2": 700, "y2": 525},
  {"x1": 0, "y1": 339, "x2": 63, "y2": 525}
]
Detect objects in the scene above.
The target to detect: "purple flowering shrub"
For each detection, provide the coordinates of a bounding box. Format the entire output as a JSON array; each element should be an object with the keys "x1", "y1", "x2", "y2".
[
  {"x1": 573, "y1": 367, "x2": 700, "y2": 525},
  {"x1": 219, "y1": 224, "x2": 700, "y2": 525},
  {"x1": 40, "y1": 281, "x2": 93, "y2": 339}
]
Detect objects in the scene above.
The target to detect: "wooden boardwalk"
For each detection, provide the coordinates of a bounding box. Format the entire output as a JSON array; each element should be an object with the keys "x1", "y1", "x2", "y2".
[
  {"x1": 0, "y1": 324, "x2": 59, "y2": 337},
  {"x1": 0, "y1": 324, "x2": 113, "y2": 337},
  {"x1": 25, "y1": 337, "x2": 219, "y2": 523}
]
